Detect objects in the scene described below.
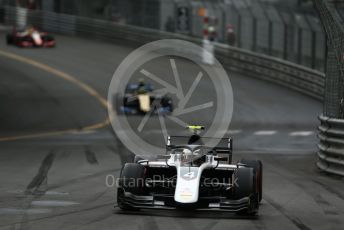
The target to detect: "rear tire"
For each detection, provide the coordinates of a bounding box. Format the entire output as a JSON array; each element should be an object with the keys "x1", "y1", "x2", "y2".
[{"x1": 239, "y1": 159, "x2": 263, "y2": 202}]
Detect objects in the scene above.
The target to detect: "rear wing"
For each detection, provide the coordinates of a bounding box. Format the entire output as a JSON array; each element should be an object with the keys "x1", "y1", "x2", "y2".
[{"x1": 166, "y1": 135, "x2": 233, "y2": 154}]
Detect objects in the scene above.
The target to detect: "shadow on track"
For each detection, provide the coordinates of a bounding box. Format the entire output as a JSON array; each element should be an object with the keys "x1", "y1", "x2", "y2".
[{"x1": 114, "y1": 208, "x2": 260, "y2": 220}]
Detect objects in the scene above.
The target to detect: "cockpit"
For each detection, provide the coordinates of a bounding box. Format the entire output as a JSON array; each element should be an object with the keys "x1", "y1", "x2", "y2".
[{"x1": 170, "y1": 145, "x2": 216, "y2": 167}]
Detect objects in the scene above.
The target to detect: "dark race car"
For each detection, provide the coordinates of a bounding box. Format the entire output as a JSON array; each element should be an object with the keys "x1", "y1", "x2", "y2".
[
  {"x1": 115, "y1": 81, "x2": 173, "y2": 115},
  {"x1": 6, "y1": 26, "x2": 55, "y2": 48},
  {"x1": 116, "y1": 126, "x2": 263, "y2": 215}
]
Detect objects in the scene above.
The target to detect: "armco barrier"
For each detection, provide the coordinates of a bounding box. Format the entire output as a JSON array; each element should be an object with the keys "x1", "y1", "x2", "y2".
[
  {"x1": 318, "y1": 115, "x2": 344, "y2": 176},
  {"x1": 4, "y1": 7, "x2": 344, "y2": 176},
  {"x1": 3, "y1": 6, "x2": 325, "y2": 101}
]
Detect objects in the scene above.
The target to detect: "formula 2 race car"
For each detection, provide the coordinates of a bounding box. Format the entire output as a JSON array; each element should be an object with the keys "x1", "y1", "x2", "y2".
[
  {"x1": 6, "y1": 26, "x2": 55, "y2": 48},
  {"x1": 115, "y1": 80, "x2": 173, "y2": 114},
  {"x1": 117, "y1": 126, "x2": 263, "y2": 215}
]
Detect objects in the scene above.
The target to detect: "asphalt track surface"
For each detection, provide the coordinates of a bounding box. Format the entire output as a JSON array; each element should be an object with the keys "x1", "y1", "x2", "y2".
[{"x1": 0, "y1": 31, "x2": 344, "y2": 230}]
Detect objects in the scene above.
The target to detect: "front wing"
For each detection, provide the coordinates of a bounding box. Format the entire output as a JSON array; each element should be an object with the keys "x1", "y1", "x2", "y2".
[{"x1": 118, "y1": 189, "x2": 251, "y2": 212}]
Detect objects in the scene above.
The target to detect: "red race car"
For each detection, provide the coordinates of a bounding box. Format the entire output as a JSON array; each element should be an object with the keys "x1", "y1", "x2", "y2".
[{"x1": 6, "y1": 26, "x2": 55, "y2": 48}]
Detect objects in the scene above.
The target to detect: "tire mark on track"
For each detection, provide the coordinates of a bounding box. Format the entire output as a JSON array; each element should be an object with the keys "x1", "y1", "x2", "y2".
[
  {"x1": 26, "y1": 151, "x2": 56, "y2": 194},
  {"x1": 263, "y1": 196, "x2": 312, "y2": 230},
  {"x1": 85, "y1": 189, "x2": 109, "y2": 204},
  {"x1": 84, "y1": 146, "x2": 99, "y2": 165},
  {"x1": 14, "y1": 151, "x2": 57, "y2": 230},
  {"x1": 47, "y1": 168, "x2": 121, "y2": 190},
  {"x1": 260, "y1": 160, "x2": 314, "y2": 230},
  {"x1": 293, "y1": 182, "x2": 339, "y2": 216},
  {"x1": 81, "y1": 211, "x2": 113, "y2": 228},
  {"x1": 107, "y1": 144, "x2": 134, "y2": 166},
  {"x1": 264, "y1": 158, "x2": 342, "y2": 217},
  {"x1": 312, "y1": 180, "x2": 344, "y2": 201},
  {"x1": 0, "y1": 202, "x2": 114, "y2": 228}
]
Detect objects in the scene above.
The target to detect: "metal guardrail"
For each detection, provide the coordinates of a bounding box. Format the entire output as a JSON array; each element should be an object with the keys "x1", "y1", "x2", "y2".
[
  {"x1": 318, "y1": 114, "x2": 344, "y2": 176},
  {"x1": 313, "y1": 0, "x2": 344, "y2": 177},
  {"x1": 214, "y1": 45, "x2": 325, "y2": 100},
  {"x1": 2, "y1": 6, "x2": 325, "y2": 101}
]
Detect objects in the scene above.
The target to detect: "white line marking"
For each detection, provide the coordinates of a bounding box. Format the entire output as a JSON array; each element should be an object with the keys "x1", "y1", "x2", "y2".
[
  {"x1": 227, "y1": 130, "x2": 242, "y2": 135},
  {"x1": 0, "y1": 208, "x2": 51, "y2": 215},
  {"x1": 45, "y1": 191, "x2": 70, "y2": 196},
  {"x1": 289, "y1": 131, "x2": 314, "y2": 137},
  {"x1": 31, "y1": 200, "x2": 79, "y2": 207},
  {"x1": 254, "y1": 130, "x2": 277, "y2": 136}
]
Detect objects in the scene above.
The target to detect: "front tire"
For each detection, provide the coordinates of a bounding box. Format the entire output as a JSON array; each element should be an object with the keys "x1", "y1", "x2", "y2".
[
  {"x1": 239, "y1": 159, "x2": 263, "y2": 202},
  {"x1": 117, "y1": 163, "x2": 146, "y2": 211},
  {"x1": 233, "y1": 167, "x2": 259, "y2": 215}
]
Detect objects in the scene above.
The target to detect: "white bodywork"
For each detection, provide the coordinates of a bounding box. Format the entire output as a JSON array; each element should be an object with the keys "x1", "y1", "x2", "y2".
[
  {"x1": 31, "y1": 31, "x2": 43, "y2": 45},
  {"x1": 174, "y1": 164, "x2": 211, "y2": 203},
  {"x1": 146, "y1": 149, "x2": 232, "y2": 204},
  {"x1": 138, "y1": 94, "x2": 151, "y2": 112}
]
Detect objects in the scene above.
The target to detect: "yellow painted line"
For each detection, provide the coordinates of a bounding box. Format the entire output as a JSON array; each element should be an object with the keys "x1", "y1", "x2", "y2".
[{"x1": 0, "y1": 49, "x2": 110, "y2": 142}]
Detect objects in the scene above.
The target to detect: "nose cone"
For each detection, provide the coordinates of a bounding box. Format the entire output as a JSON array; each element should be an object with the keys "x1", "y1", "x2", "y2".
[
  {"x1": 174, "y1": 167, "x2": 200, "y2": 203},
  {"x1": 32, "y1": 32, "x2": 43, "y2": 45}
]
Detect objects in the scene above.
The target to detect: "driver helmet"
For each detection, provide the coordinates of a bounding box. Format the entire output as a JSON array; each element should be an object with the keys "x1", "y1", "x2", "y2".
[
  {"x1": 138, "y1": 78, "x2": 145, "y2": 86},
  {"x1": 183, "y1": 148, "x2": 192, "y2": 155},
  {"x1": 182, "y1": 148, "x2": 192, "y2": 161},
  {"x1": 27, "y1": 25, "x2": 35, "y2": 34},
  {"x1": 137, "y1": 78, "x2": 147, "y2": 94}
]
